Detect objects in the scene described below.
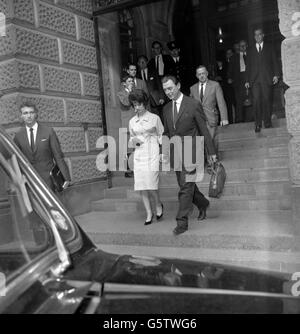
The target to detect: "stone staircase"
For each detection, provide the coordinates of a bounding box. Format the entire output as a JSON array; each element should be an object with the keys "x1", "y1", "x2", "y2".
[{"x1": 76, "y1": 119, "x2": 300, "y2": 273}]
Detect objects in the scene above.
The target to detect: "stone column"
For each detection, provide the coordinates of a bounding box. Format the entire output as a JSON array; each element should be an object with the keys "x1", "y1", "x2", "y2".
[{"x1": 278, "y1": 0, "x2": 300, "y2": 234}]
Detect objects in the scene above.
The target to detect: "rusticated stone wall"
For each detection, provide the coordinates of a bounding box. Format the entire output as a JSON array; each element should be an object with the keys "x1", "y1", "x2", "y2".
[
  {"x1": 278, "y1": 0, "x2": 300, "y2": 233},
  {"x1": 0, "y1": 0, "x2": 104, "y2": 184}
]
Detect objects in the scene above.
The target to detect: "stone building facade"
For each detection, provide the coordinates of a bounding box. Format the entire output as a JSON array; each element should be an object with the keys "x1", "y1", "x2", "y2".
[
  {"x1": 0, "y1": 0, "x2": 105, "y2": 214},
  {"x1": 278, "y1": 0, "x2": 300, "y2": 233},
  {"x1": 1, "y1": 0, "x2": 300, "y2": 232}
]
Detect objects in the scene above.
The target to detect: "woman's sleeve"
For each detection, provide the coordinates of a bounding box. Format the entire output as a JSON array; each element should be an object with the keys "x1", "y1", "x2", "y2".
[
  {"x1": 156, "y1": 116, "x2": 164, "y2": 145},
  {"x1": 128, "y1": 120, "x2": 135, "y2": 148}
]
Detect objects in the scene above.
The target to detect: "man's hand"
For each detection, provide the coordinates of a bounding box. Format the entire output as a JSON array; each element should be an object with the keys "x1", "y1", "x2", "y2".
[
  {"x1": 273, "y1": 76, "x2": 279, "y2": 85},
  {"x1": 63, "y1": 181, "x2": 70, "y2": 190},
  {"x1": 245, "y1": 82, "x2": 250, "y2": 89},
  {"x1": 208, "y1": 155, "x2": 217, "y2": 164},
  {"x1": 131, "y1": 136, "x2": 144, "y2": 146},
  {"x1": 220, "y1": 120, "x2": 229, "y2": 126},
  {"x1": 159, "y1": 99, "x2": 165, "y2": 105},
  {"x1": 228, "y1": 78, "x2": 233, "y2": 84},
  {"x1": 160, "y1": 154, "x2": 169, "y2": 164}
]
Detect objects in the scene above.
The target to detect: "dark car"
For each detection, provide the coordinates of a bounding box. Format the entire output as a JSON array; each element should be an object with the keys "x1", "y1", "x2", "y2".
[{"x1": 0, "y1": 125, "x2": 299, "y2": 314}]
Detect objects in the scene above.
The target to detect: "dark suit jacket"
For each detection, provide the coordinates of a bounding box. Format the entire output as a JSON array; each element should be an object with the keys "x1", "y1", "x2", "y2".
[
  {"x1": 228, "y1": 53, "x2": 247, "y2": 85},
  {"x1": 245, "y1": 43, "x2": 280, "y2": 86},
  {"x1": 14, "y1": 123, "x2": 71, "y2": 189},
  {"x1": 137, "y1": 68, "x2": 166, "y2": 107},
  {"x1": 148, "y1": 54, "x2": 175, "y2": 78},
  {"x1": 162, "y1": 95, "x2": 216, "y2": 169}
]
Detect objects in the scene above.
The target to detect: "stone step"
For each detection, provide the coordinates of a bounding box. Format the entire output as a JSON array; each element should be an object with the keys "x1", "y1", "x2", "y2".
[
  {"x1": 218, "y1": 135, "x2": 289, "y2": 151},
  {"x1": 218, "y1": 121, "x2": 288, "y2": 140},
  {"x1": 91, "y1": 194, "x2": 292, "y2": 212},
  {"x1": 159, "y1": 167, "x2": 290, "y2": 185},
  {"x1": 218, "y1": 118, "x2": 286, "y2": 133},
  {"x1": 220, "y1": 146, "x2": 288, "y2": 159},
  {"x1": 76, "y1": 210, "x2": 298, "y2": 253},
  {"x1": 111, "y1": 166, "x2": 290, "y2": 188},
  {"x1": 105, "y1": 181, "x2": 291, "y2": 200},
  {"x1": 221, "y1": 156, "x2": 288, "y2": 169},
  {"x1": 98, "y1": 244, "x2": 300, "y2": 274}
]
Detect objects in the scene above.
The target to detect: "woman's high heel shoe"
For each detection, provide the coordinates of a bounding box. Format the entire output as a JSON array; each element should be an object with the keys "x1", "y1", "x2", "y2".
[
  {"x1": 144, "y1": 214, "x2": 153, "y2": 226},
  {"x1": 156, "y1": 204, "x2": 164, "y2": 221}
]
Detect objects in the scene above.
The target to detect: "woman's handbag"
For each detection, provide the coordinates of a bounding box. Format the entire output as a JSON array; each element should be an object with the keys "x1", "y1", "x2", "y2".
[{"x1": 208, "y1": 161, "x2": 226, "y2": 198}]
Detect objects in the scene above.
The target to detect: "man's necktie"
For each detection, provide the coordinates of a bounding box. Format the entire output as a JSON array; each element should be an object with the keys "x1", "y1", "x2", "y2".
[
  {"x1": 243, "y1": 53, "x2": 247, "y2": 63},
  {"x1": 156, "y1": 56, "x2": 159, "y2": 71},
  {"x1": 30, "y1": 128, "x2": 35, "y2": 152},
  {"x1": 200, "y1": 84, "x2": 204, "y2": 103},
  {"x1": 173, "y1": 101, "x2": 178, "y2": 128},
  {"x1": 258, "y1": 44, "x2": 262, "y2": 53}
]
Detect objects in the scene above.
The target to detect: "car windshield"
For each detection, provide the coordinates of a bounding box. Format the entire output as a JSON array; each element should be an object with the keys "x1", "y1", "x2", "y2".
[{"x1": 0, "y1": 132, "x2": 74, "y2": 281}]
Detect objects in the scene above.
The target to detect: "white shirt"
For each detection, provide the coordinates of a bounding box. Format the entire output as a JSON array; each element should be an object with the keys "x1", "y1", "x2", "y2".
[
  {"x1": 173, "y1": 57, "x2": 180, "y2": 63},
  {"x1": 26, "y1": 122, "x2": 38, "y2": 147},
  {"x1": 256, "y1": 42, "x2": 264, "y2": 52},
  {"x1": 141, "y1": 68, "x2": 148, "y2": 81},
  {"x1": 198, "y1": 81, "x2": 207, "y2": 97},
  {"x1": 156, "y1": 55, "x2": 164, "y2": 76},
  {"x1": 240, "y1": 52, "x2": 246, "y2": 72},
  {"x1": 173, "y1": 93, "x2": 183, "y2": 113}
]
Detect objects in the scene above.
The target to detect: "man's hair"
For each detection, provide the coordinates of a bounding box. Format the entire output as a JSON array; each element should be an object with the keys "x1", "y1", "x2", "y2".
[
  {"x1": 196, "y1": 65, "x2": 208, "y2": 73},
  {"x1": 161, "y1": 75, "x2": 179, "y2": 85},
  {"x1": 137, "y1": 55, "x2": 148, "y2": 62},
  {"x1": 127, "y1": 63, "x2": 137, "y2": 70},
  {"x1": 239, "y1": 39, "x2": 248, "y2": 45},
  {"x1": 152, "y1": 41, "x2": 162, "y2": 48},
  {"x1": 20, "y1": 102, "x2": 38, "y2": 113},
  {"x1": 254, "y1": 27, "x2": 264, "y2": 34},
  {"x1": 128, "y1": 89, "x2": 149, "y2": 106}
]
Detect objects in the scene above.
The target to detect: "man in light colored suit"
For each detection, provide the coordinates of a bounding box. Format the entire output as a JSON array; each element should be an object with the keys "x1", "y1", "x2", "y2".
[
  {"x1": 190, "y1": 65, "x2": 229, "y2": 152},
  {"x1": 126, "y1": 63, "x2": 149, "y2": 96},
  {"x1": 14, "y1": 103, "x2": 71, "y2": 191}
]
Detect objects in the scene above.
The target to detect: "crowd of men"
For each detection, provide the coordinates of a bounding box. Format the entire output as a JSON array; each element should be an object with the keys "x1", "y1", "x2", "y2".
[{"x1": 119, "y1": 28, "x2": 280, "y2": 135}]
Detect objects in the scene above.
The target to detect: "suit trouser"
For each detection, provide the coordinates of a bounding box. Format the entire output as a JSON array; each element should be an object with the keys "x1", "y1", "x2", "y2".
[
  {"x1": 175, "y1": 169, "x2": 209, "y2": 228},
  {"x1": 252, "y1": 81, "x2": 272, "y2": 127},
  {"x1": 233, "y1": 73, "x2": 247, "y2": 123},
  {"x1": 223, "y1": 84, "x2": 235, "y2": 124},
  {"x1": 206, "y1": 124, "x2": 218, "y2": 153}
]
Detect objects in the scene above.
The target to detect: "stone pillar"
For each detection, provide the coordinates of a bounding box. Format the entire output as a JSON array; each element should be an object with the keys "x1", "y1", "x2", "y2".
[
  {"x1": 278, "y1": 0, "x2": 300, "y2": 234},
  {"x1": 0, "y1": 0, "x2": 104, "y2": 185}
]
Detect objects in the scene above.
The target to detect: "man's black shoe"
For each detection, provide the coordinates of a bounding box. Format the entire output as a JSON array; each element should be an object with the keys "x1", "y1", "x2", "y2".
[
  {"x1": 198, "y1": 202, "x2": 209, "y2": 221},
  {"x1": 125, "y1": 171, "x2": 133, "y2": 178},
  {"x1": 173, "y1": 226, "x2": 188, "y2": 236},
  {"x1": 255, "y1": 125, "x2": 261, "y2": 133}
]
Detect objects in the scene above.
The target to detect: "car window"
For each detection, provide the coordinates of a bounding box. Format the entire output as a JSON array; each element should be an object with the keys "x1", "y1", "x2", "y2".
[{"x1": 0, "y1": 159, "x2": 55, "y2": 280}]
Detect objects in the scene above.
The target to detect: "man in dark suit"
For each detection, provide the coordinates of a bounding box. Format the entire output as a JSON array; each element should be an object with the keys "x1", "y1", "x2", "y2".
[
  {"x1": 245, "y1": 28, "x2": 280, "y2": 132},
  {"x1": 148, "y1": 41, "x2": 175, "y2": 79},
  {"x1": 228, "y1": 40, "x2": 249, "y2": 123},
  {"x1": 167, "y1": 40, "x2": 190, "y2": 95},
  {"x1": 137, "y1": 55, "x2": 166, "y2": 116},
  {"x1": 14, "y1": 103, "x2": 71, "y2": 191},
  {"x1": 162, "y1": 75, "x2": 217, "y2": 236}
]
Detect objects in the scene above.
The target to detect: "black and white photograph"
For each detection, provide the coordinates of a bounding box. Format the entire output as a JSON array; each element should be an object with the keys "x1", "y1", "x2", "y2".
[{"x1": 0, "y1": 0, "x2": 300, "y2": 316}]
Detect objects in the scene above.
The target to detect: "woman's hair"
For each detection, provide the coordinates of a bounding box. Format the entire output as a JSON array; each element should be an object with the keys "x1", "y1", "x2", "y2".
[
  {"x1": 121, "y1": 74, "x2": 133, "y2": 83},
  {"x1": 128, "y1": 89, "x2": 149, "y2": 106}
]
